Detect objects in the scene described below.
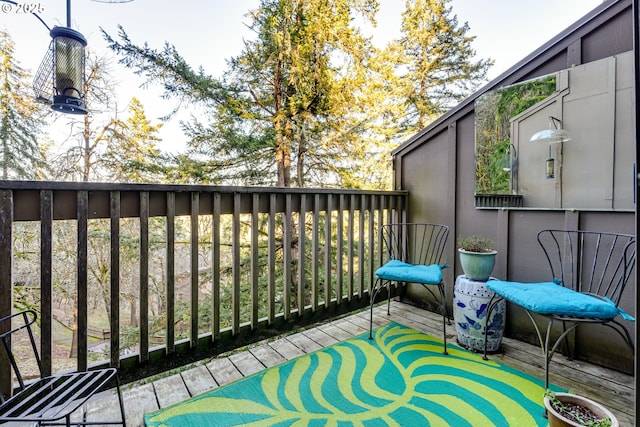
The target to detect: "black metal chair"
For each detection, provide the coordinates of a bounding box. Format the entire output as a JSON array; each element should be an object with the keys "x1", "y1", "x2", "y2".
[
  {"x1": 0, "y1": 310, "x2": 126, "y2": 426},
  {"x1": 369, "y1": 223, "x2": 450, "y2": 354},
  {"x1": 483, "y1": 229, "x2": 636, "y2": 390}
]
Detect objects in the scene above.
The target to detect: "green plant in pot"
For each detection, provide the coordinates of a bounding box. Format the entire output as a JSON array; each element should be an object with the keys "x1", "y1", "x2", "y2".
[
  {"x1": 544, "y1": 391, "x2": 617, "y2": 427},
  {"x1": 457, "y1": 235, "x2": 497, "y2": 281}
]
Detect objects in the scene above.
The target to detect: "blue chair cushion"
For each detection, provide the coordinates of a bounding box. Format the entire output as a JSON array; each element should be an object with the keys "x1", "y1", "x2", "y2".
[
  {"x1": 485, "y1": 280, "x2": 632, "y2": 320},
  {"x1": 375, "y1": 259, "x2": 443, "y2": 284}
]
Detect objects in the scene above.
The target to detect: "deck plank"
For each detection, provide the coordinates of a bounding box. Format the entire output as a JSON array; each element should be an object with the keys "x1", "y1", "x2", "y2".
[
  {"x1": 228, "y1": 350, "x2": 265, "y2": 376},
  {"x1": 286, "y1": 331, "x2": 324, "y2": 353},
  {"x1": 206, "y1": 357, "x2": 242, "y2": 386},
  {"x1": 181, "y1": 364, "x2": 217, "y2": 397},
  {"x1": 82, "y1": 300, "x2": 634, "y2": 427},
  {"x1": 153, "y1": 374, "x2": 190, "y2": 408},
  {"x1": 301, "y1": 327, "x2": 340, "y2": 347},
  {"x1": 268, "y1": 336, "x2": 307, "y2": 360},
  {"x1": 316, "y1": 322, "x2": 357, "y2": 341},
  {"x1": 249, "y1": 343, "x2": 288, "y2": 367},
  {"x1": 121, "y1": 382, "x2": 158, "y2": 427}
]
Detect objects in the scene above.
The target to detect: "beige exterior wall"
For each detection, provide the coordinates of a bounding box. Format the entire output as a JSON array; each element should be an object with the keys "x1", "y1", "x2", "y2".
[{"x1": 509, "y1": 51, "x2": 634, "y2": 210}]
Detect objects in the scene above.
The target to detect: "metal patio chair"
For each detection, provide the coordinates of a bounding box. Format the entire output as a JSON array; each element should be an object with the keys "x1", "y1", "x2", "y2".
[
  {"x1": 369, "y1": 223, "x2": 450, "y2": 354},
  {"x1": 483, "y1": 229, "x2": 636, "y2": 390},
  {"x1": 0, "y1": 310, "x2": 126, "y2": 426}
]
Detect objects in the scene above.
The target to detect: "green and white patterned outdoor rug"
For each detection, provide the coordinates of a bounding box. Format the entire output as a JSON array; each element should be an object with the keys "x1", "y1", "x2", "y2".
[{"x1": 144, "y1": 322, "x2": 562, "y2": 426}]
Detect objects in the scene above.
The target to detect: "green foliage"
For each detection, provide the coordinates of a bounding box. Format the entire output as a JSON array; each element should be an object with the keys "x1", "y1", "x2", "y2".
[
  {"x1": 390, "y1": 0, "x2": 493, "y2": 134},
  {"x1": 475, "y1": 75, "x2": 556, "y2": 194},
  {"x1": 105, "y1": 97, "x2": 166, "y2": 183},
  {"x1": 456, "y1": 235, "x2": 494, "y2": 253},
  {"x1": 0, "y1": 31, "x2": 47, "y2": 179},
  {"x1": 103, "y1": 0, "x2": 493, "y2": 190},
  {"x1": 484, "y1": 139, "x2": 511, "y2": 194}
]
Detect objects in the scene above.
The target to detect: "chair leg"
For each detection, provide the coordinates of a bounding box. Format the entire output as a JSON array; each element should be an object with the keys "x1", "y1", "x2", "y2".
[
  {"x1": 369, "y1": 278, "x2": 383, "y2": 340},
  {"x1": 418, "y1": 283, "x2": 448, "y2": 355},
  {"x1": 437, "y1": 283, "x2": 448, "y2": 356},
  {"x1": 483, "y1": 294, "x2": 503, "y2": 360},
  {"x1": 525, "y1": 313, "x2": 578, "y2": 392},
  {"x1": 543, "y1": 319, "x2": 554, "y2": 391},
  {"x1": 560, "y1": 320, "x2": 574, "y2": 360},
  {"x1": 116, "y1": 374, "x2": 127, "y2": 427}
]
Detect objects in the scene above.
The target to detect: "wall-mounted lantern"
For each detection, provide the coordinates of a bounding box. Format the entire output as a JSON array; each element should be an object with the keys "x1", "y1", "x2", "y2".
[
  {"x1": 500, "y1": 143, "x2": 518, "y2": 172},
  {"x1": 530, "y1": 116, "x2": 571, "y2": 179}
]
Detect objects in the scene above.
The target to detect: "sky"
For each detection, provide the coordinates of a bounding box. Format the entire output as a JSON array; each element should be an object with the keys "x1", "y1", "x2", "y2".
[{"x1": 1, "y1": 0, "x2": 605, "y2": 153}]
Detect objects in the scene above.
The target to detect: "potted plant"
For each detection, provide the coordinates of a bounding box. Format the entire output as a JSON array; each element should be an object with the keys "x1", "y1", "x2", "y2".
[
  {"x1": 544, "y1": 391, "x2": 617, "y2": 427},
  {"x1": 457, "y1": 235, "x2": 497, "y2": 281}
]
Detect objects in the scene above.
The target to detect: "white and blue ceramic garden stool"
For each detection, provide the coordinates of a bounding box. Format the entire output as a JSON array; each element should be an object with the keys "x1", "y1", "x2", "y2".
[{"x1": 453, "y1": 275, "x2": 506, "y2": 352}]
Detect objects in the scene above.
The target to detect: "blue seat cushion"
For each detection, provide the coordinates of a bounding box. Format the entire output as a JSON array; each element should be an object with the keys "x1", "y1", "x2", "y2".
[
  {"x1": 375, "y1": 259, "x2": 443, "y2": 284},
  {"x1": 485, "y1": 280, "x2": 630, "y2": 320}
]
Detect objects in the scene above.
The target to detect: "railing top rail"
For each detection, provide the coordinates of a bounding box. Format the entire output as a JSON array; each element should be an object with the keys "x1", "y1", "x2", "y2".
[
  {"x1": 1, "y1": 180, "x2": 408, "y2": 222},
  {"x1": 0, "y1": 180, "x2": 408, "y2": 196}
]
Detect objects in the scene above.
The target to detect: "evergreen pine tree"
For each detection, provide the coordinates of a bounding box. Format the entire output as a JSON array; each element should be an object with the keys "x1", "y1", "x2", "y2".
[{"x1": 0, "y1": 30, "x2": 46, "y2": 179}]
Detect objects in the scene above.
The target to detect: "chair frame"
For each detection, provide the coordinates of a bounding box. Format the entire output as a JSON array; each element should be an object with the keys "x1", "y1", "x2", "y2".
[
  {"x1": 0, "y1": 310, "x2": 126, "y2": 426},
  {"x1": 483, "y1": 229, "x2": 636, "y2": 390},
  {"x1": 369, "y1": 223, "x2": 450, "y2": 354}
]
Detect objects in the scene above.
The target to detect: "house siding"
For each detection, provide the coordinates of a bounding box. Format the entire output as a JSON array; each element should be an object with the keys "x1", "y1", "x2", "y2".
[{"x1": 394, "y1": 0, "x2": 635, "y2": 373}]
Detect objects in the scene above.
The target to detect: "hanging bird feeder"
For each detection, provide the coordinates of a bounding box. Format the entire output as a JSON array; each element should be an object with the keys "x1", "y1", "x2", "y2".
[
  {"x1": 34, "y1": 26, "x2": 88, "y2": 115},
  {"x1": 50, "y1": 26, "x2": 87, "y2": 114}
]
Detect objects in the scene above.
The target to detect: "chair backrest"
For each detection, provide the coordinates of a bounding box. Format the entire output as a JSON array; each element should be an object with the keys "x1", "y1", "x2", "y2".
[
  {"x1": 537, "y1": 229, "x2": 636, "y2": 304},
  {"x1": 0, "y1": 310, "x2": 44, "y2": 393},
  {"x1": 381, "y1": 223, "x2": 449, "y2": 266}
]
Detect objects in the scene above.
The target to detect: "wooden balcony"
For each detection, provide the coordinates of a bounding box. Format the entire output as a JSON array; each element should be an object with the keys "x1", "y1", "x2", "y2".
[
  {"x1": 0, "y1": 181, "x2": 634, "y2": 425},
  {"x1": 72, "y1": 301, "x2": 635, "y2": 426}
]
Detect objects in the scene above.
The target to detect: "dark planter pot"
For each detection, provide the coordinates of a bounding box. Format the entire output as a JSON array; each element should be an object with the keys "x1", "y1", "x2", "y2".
[
  {"x1": 458, "y1": 249, "x2": 497, "y2": 282},
  {"x1": 544, "y1": 393, "x2": 618, "y2": 427}
]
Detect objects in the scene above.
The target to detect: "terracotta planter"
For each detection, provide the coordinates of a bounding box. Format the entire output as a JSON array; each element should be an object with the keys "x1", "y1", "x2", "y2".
[
  {"x1": 458, "y1": 249, "x2": 497, "y2": 281},
  {"x1": 544, "y1": 393, "x2": 618, "y2": 427}
]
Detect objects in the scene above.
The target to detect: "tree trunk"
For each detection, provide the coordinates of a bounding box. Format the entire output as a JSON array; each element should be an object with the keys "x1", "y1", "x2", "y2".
[
  {"x1": 275, "y1": 117, "x2": 292, "y2": 187},
  {"x1": 130, "y1": 295, "x2": 138, "y2": 327},
  {"x1": 83, "y1": 115, "x2": 91, "y2": 182}
]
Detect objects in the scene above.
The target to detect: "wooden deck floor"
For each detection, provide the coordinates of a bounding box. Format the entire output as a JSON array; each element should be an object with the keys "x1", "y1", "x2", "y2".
[{"x1": 18, "y1": 300, "x2": 635, "y2": 426}]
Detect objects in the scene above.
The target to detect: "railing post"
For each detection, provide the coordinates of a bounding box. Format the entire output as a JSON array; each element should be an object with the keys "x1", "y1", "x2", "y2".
[
  {"x1": 110, "y1": 191, "x2": 121, "y2": 367},
  {"x1": 165, "y1": 192, "x2": 175, "y2": 353},
  {"x1": 212, "y1": 192, "x2": 221, "y2": 340},
  {"x1": 76, "y1": 191, "x2": 89, "y2": 372},
  {"x1": 40, "y1": 190, "x2": 53, "y2": 376},
  {"x1": 0, "y1": 190, "x2": 13, "y2": 398},
  {"x1": 190, "y1": 192, "x2": 199, "y2": 347},
  {"x1": 251, "y1": 193, "x2": 259, "y2": 329},
  {"x1": 267, "y1": 193, "x2": 276, "y2": 323},
  {"x1": 283, "y1": 194, "x2": 292, "y2": 319},
  {"x1": 297, "y1": 194, "x2": 307, "y2": 313},
  {"x1": 139, "y1": 191, "x2": 150, "y2": 362},
  {"x1": 232, "y1": 192, "x2": 241, "y2": 333}
]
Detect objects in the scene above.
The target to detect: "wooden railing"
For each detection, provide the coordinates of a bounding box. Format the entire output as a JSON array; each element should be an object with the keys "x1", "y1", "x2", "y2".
[{"x1": 0, "y1": 181, "x2": 407, "y2": 393}]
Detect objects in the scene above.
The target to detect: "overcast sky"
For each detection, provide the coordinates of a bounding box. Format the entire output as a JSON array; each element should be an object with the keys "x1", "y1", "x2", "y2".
[{"x1": 1, "y1": 0, "x2": 604, "y2": 152}]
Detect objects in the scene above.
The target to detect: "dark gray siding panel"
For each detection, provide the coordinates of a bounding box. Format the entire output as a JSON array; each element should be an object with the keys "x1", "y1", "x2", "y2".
[
  {"x1": 400, "y1": 128, "x2": 449, "y2": 224},
  {"x1": 582, "y1": 9, "x2": 633, "y2": 62},
  {"x1": 396, "y1": 0, "x2": 635, "y2": 373}
]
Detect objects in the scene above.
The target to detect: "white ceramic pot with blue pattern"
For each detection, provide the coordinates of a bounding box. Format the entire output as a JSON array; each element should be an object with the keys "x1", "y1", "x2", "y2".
[{"x1": 453, "y1": 275, "x2": 506, "y2": 352}]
